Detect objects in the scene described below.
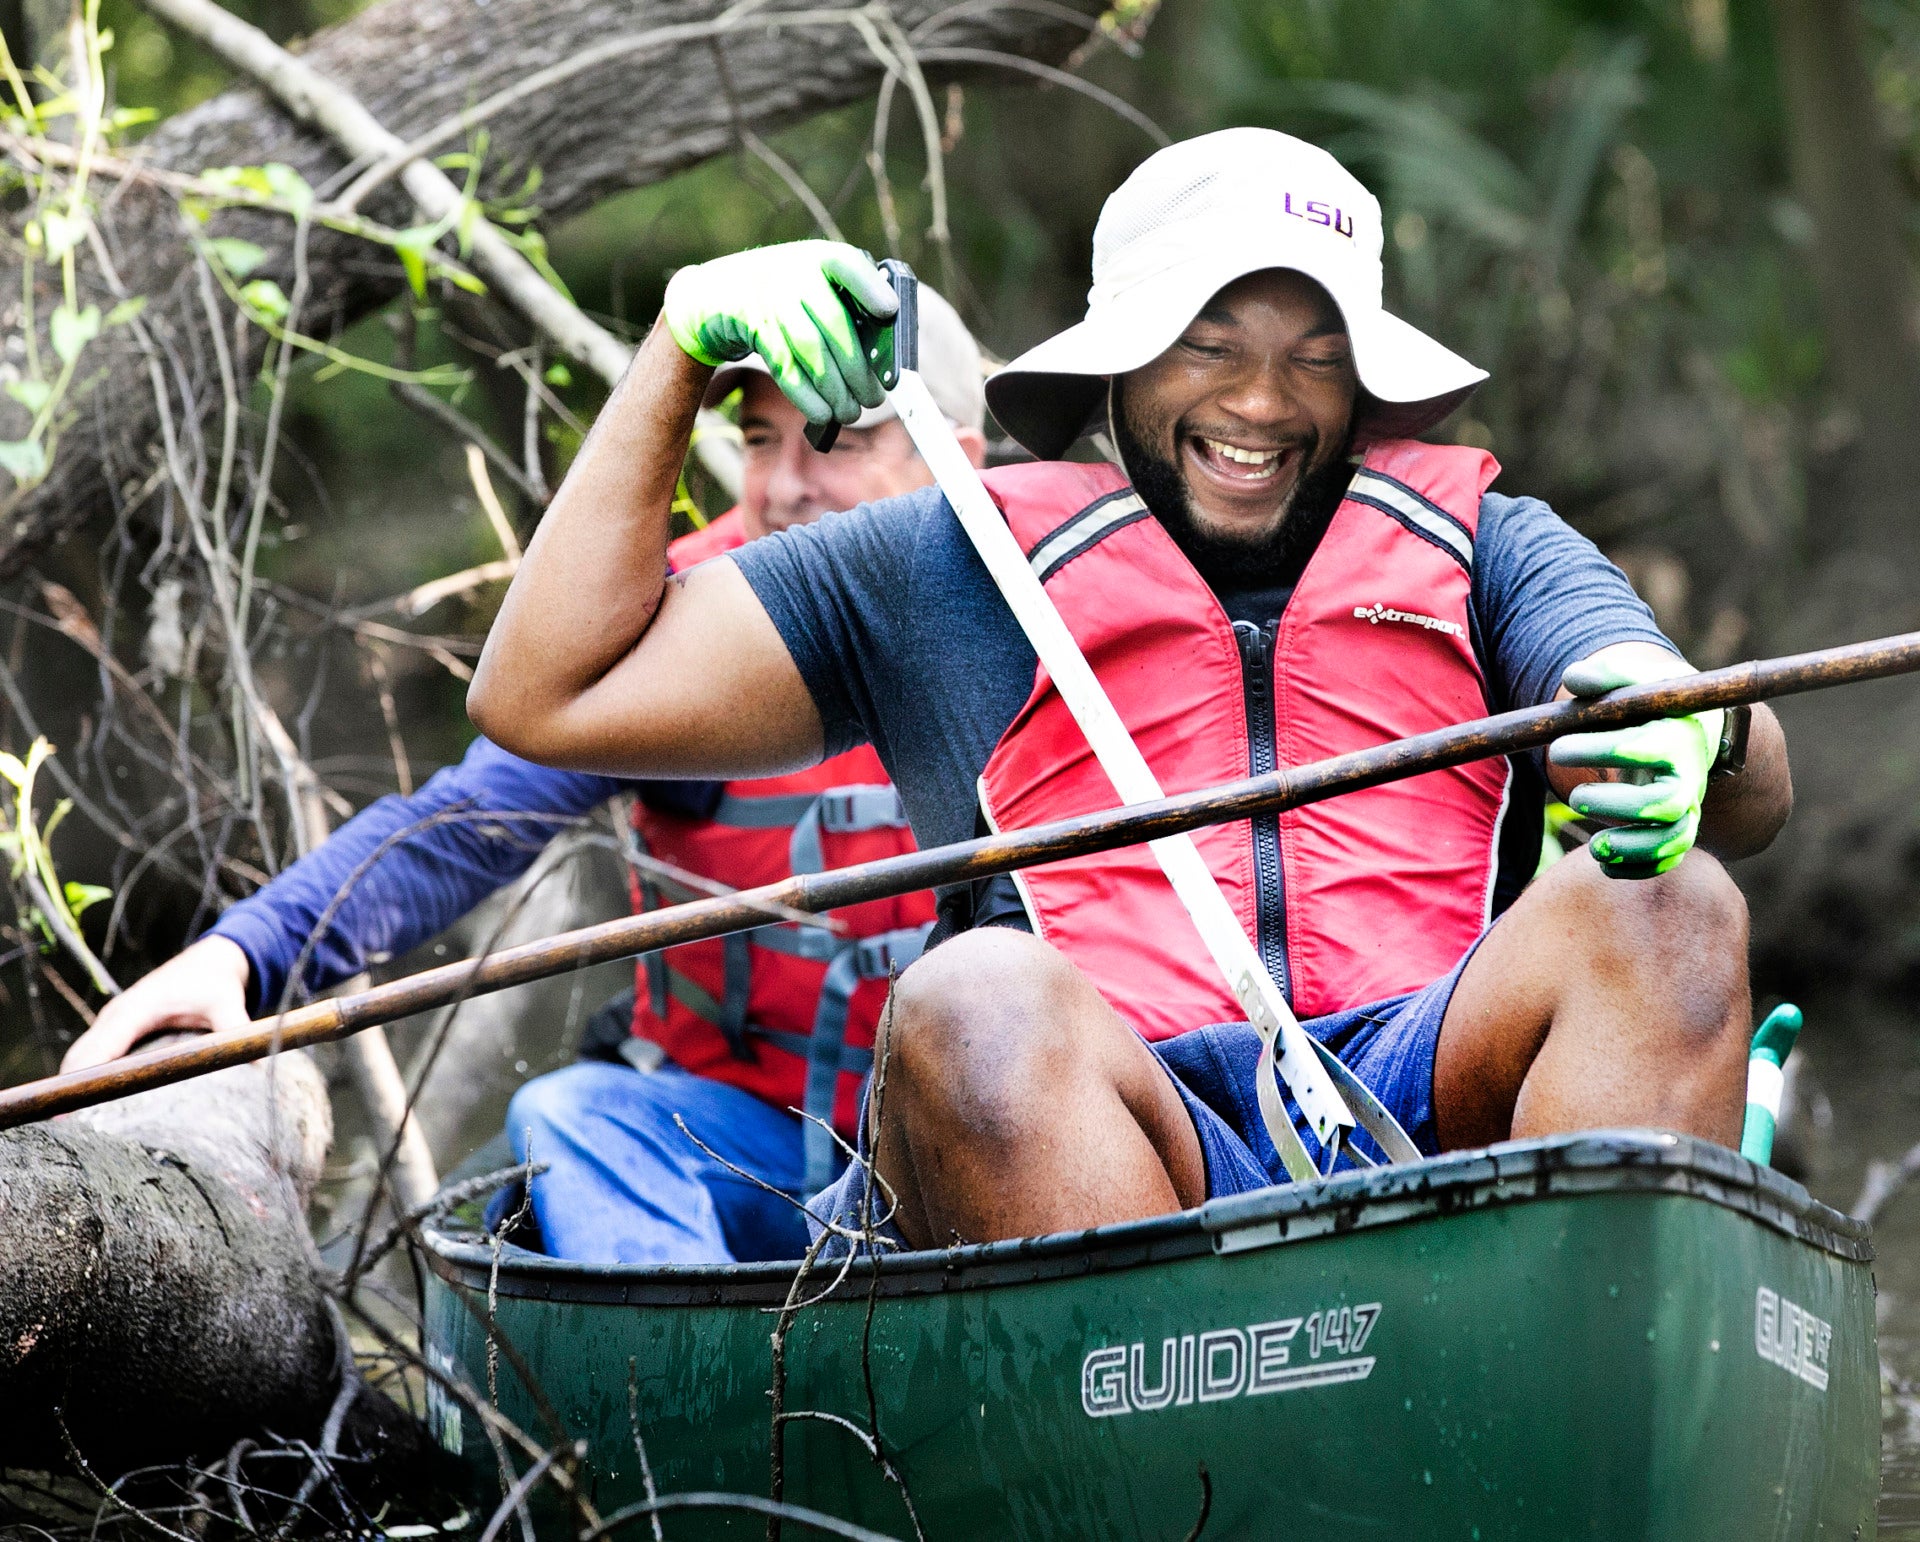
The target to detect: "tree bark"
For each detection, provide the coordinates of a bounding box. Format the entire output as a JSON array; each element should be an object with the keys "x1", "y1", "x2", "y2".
[
  {"x1": 0, "y1": 1044, "x2": 436, "y2": 1477},
  {"x1": 1770, "y1": 0, "x2": 1920, "y2": 555},
  {"x1": 1736, "y1": 1, "x2": 1920, "y2": 982},
  {"x1": 0, "y1": 0, "x2": 1103, "y2": 574}
]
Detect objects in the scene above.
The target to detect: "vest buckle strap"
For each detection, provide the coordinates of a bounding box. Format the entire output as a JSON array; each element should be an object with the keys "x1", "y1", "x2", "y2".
[
  {"x1": 854, "y1": 923, "x2": 934, "y2": 980},
  {"x1": 748, "y1": 923, "x2": 847, "y2": 964},
  {"x1": 790, "y1": 786, "x2": 909, "y2": 876},
  {"x1": 745, "y1": 1023, "x2": 875, "y2": 1076},
  {"x1": 816, "y1": 785, "x2": 908, "y2": 834},
  {"x1": 711, "y1": 789, "x2": 823, "y2": 829}
]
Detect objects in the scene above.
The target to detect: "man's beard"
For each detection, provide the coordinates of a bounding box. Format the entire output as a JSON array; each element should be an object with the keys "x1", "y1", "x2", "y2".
[{"x1": 1110, "y1": 393, "x2": 1355, "y2": 592}]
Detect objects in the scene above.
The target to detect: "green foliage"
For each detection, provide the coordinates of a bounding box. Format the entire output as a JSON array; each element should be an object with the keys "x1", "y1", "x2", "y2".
[{"x1": 0, "y1": 739, "x2": 116, "y2": 995}]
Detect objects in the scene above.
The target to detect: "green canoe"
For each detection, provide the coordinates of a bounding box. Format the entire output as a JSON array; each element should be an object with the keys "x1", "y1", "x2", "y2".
[{"x1": 419, "y1": 1130, "x2": 1878, "y2": 1539}]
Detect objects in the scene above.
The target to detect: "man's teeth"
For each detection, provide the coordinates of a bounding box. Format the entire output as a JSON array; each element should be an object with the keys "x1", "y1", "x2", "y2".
[
  {"x1": 1200, "y1": 437, "x2": 1282, "y2": 475},
  {"x1": 1202, "y1": 438, "x2": 1279, "y2": 465}
]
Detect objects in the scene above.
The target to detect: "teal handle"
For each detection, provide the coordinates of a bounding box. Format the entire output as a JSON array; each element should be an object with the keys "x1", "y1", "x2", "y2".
[{"x1": 1740, "y1": 1003, "x2": 1803, "y2": 1166}]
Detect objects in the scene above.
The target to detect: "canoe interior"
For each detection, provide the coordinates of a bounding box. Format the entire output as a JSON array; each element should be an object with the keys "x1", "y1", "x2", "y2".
[{"x1": 419, "y1": 1131, "x2": 1879, "y2": 1540}]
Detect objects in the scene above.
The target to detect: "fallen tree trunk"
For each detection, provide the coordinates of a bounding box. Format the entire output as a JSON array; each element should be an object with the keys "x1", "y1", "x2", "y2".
[
  {"x1": 0, "y1": 0, "x2": 1102, "y2": 575},
  {"x1": 0, "y1": 1042, "x2": 436, "y2": 1480}
]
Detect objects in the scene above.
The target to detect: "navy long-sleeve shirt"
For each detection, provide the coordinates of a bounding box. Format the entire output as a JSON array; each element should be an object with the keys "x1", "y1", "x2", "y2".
[{"x1": 210, "y1": 739, "x2": 627, "y2": 1013}]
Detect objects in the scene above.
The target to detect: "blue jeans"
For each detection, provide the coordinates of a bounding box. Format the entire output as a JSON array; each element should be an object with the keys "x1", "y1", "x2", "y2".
[{"x1": 504, "y1": 1061, "x2": 821, "y2": 1265}]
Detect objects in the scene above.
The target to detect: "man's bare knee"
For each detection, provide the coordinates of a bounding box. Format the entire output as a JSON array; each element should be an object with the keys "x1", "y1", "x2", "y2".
[
  {"x1": 881, "y1": 928, "x2": 1091, "y2": 1107},
  {"x1": 1569, "y1": 849, "x2": 1750, "y2": 1048}
]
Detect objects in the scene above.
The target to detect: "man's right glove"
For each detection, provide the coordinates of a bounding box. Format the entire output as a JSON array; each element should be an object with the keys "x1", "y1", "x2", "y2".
[
  {"x1": 662, "y1": 240, "x2": 898, "y2": 428},
  {"x1": 1548, "y1": 651, "x2": 1723, "y2": 881}
]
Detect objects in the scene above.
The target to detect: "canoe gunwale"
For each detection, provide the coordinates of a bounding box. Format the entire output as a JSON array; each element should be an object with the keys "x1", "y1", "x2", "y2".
[{"x1": 418, "y1": 1129, "x2": 1869, "y2": 1308}]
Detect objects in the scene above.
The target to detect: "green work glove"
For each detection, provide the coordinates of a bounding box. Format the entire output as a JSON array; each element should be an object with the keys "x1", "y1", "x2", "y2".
[
  {"x1": 1548, "y1": 652, "x2": 1724, "y2": 880},
  {"x1": 662, "y1": 240, "x2": 897, "y2": 427}
]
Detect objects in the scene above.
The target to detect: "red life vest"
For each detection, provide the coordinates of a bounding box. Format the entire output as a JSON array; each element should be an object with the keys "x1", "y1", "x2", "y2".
[
  {"x1": 627, "y1": 510, "x2": 935, "y2": 1187},
  {"x1": 977, "y1": 440, "x2": 1510, "y2": 1034}
]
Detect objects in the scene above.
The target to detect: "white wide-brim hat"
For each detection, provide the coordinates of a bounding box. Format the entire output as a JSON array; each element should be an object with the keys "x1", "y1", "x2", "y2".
[
  {"x1": 986, "y1": 128, "x2": 1486, "y2": 460},
  {"x1": 706, "y1": 280, "x2": 985, "y2": 433}
]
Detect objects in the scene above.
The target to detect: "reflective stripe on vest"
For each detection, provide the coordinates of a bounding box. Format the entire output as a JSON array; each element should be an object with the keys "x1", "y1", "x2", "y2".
[{"x1": 976, "y1": 441, "x2": 1509, "y2": 1039}]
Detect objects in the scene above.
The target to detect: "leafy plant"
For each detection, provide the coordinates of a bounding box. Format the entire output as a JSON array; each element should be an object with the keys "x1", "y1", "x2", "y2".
[{"x1": 0, "y1": 738, "x2": 116, "y2": 997}]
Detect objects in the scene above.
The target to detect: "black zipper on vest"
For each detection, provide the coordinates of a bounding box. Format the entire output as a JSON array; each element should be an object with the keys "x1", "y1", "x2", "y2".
[{"x1": 1232, "y1": 619, "x2": 1290, "y2": 1002}]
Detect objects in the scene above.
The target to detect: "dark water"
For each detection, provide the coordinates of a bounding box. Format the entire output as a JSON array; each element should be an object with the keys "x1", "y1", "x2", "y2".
[{"x1": 1789, "y1": 995, "x2": 1920, "y2": 1536}]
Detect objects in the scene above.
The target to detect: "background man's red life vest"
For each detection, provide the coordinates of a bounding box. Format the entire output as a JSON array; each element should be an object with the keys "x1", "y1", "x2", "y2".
[
  {"x1": 977, "y1": 440, "x2": 1509, "y2": 1034},
  {"x1": 628, "y1": 510, "x2": 935, "y2": 1189}
]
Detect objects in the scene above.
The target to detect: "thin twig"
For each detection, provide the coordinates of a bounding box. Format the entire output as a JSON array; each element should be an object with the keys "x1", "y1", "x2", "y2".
[
  {"x1": 1853, "y1": 1138, "x2": 1920, "y2": 1223},
  {"x1": 349, "y1": 1160, "x2": 550, "y2": 1282},
  {"x1": 912, "y1": 46, "x2": 1171, "y2": 144},
  {"x1": 625, "y1": 1360, "x2": 666, "y2": 1542},
  {"x1": 362, "y1": 643, "x2": 412, "y2": 795}
]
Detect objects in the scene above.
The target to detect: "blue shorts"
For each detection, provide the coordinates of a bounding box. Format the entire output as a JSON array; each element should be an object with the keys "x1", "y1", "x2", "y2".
[{"x1": 809, "y1": 938, "x2": 1483, "y2": 1252}]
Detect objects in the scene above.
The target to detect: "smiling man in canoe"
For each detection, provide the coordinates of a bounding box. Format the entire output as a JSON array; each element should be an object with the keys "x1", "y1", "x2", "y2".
[{"x1": 469, "y1": 128, "x2": 1792, "y2": 1251}]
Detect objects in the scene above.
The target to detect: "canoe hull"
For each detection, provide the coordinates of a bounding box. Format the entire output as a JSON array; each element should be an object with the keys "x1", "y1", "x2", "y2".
[{"x1": 421, "y1": 1132, "x2": 1878, "y2": 1539}]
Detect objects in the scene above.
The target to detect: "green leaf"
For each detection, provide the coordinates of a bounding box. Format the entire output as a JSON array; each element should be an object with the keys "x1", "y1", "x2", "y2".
[
  {"x1": 104, "y1": 295, "x2": 147, "y2": 327},
  {"x1": 543, "y1": 362, "x2": 572, "y2": 388},
  {"x1": 391, "y1": 225, "x2": 443, "y2": 299},
  {"x1": 261, "y1": 162, "x2": 313, "y2": 217},
  {"x1": 203, "y1": 165, "x2": 275, "y2": 198},
  {"x1": 39, "y1": 209, "x2": 86, "y2": 261},
  {"x1": 49, "y1": 302, "x2": 101, "y2": 365},
  {"x1": 205, "y1": 237, "x2": 268, "y2": 277},
  {"x1": 0, "y1": 438, "x2": 48, "y2": 482},
  {"x1": 63, "y1": 880, "x2": 110, "y2": 917},
  {"x1": 239, "y1": 279, "x2": 289, "y2": 323},
  {"x1": 455, "y1": 198, "x2": 481, "y2": 257},
  {"x1": 0, "y1": 751, "x2": 22, "y2": 786},
  {"x1": 5, "y1": 378, "x2": 51, "y2": 412},
  {"x1": 397, "y1": 242, "x2": 428, "y2": 299},
  {"x1": 447, "y1": 267, "x2": 487, "y2": 296},
  {"x1": 41, "y1": 797, "x2": 70, "y2": 843}
]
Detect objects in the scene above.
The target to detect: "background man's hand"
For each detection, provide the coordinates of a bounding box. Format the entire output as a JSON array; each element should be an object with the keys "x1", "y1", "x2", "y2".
[
  {"x1": 1549, "y1": 644, "x2": 1724, "y2": 880},
  {"x1": 662, "y1": 240, "x2": 897, "y2": 427},
  {"x1": 60, "y1": 935, "x2": 253, "y2": 1073}
]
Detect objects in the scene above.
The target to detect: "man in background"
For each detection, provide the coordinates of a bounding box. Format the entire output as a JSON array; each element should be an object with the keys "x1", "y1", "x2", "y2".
[{"x1": 61, "y1": 284, "x2": 990, "y2": 1266}]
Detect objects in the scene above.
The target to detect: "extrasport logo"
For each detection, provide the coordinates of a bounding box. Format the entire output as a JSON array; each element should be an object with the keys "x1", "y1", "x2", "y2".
[
  {"x1": 1352, "y1": 602, "x2": 1464, "y2": 639},
  {"x1": 1081, "y1": 1301, "x2": 1380, "y2": 1417}
]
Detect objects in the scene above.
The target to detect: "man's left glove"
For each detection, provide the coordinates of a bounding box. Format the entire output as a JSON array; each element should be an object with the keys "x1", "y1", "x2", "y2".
[
  {"x1": 662, "y1": 240, "x2": 898, "y2": 428},
  {"x1": 1548, "y1": 651, "x2": 1724, "y2": 880}
]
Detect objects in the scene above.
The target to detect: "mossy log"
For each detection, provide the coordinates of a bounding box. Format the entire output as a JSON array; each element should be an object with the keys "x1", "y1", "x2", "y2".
[{"x1": 0, "y1": 1045, "x2": 433, "y2": 1477}]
